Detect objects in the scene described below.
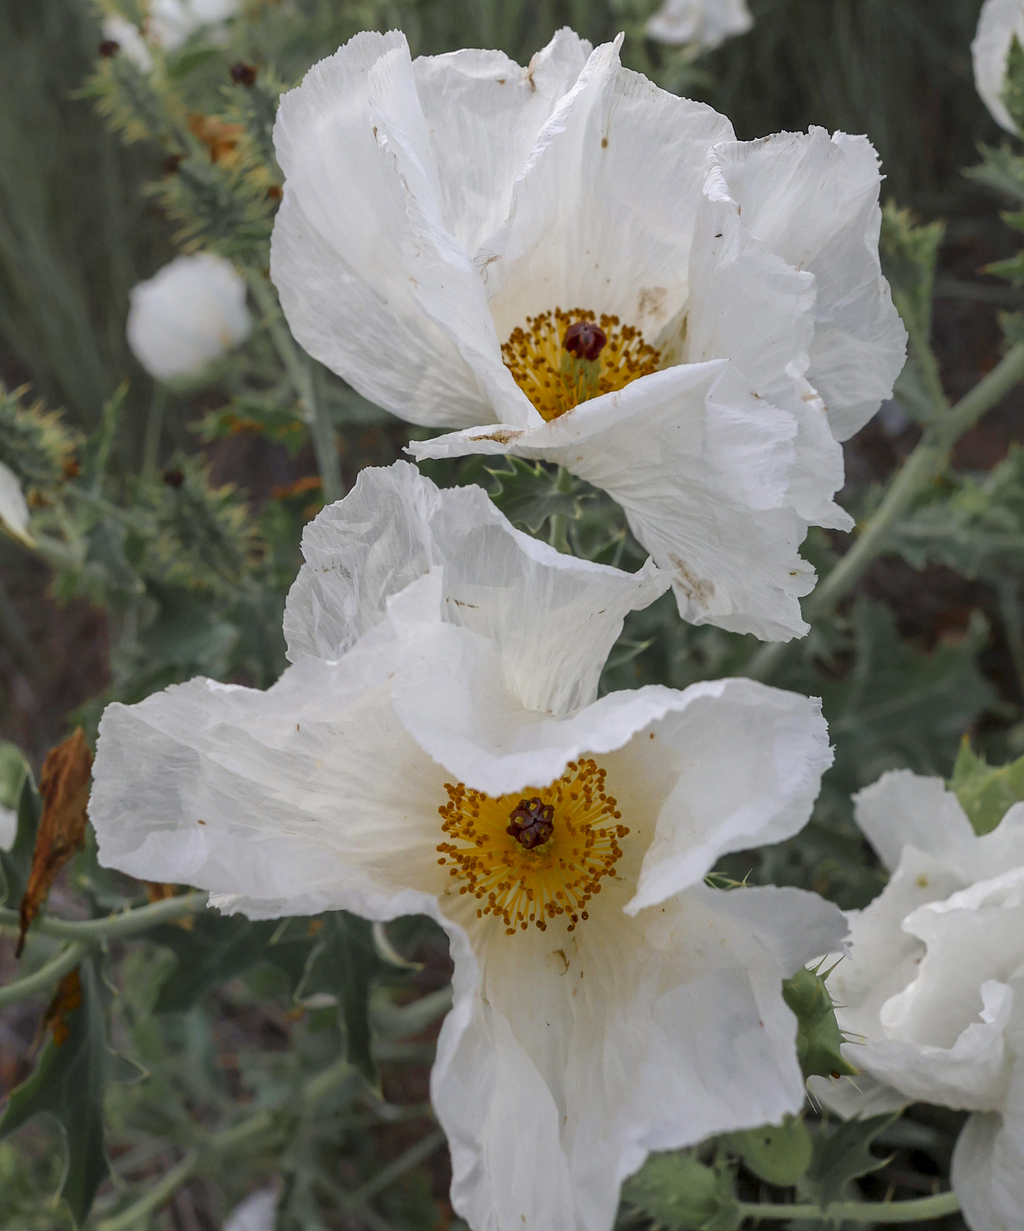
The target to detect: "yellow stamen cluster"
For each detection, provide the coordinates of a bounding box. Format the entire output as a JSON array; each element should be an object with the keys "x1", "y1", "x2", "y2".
[
  {"x1": 436, "y1": 760, "x2": 628, "y2": 935},
  {"x1": 501, "y1": 308, "x2": 661, "y2": 423}
]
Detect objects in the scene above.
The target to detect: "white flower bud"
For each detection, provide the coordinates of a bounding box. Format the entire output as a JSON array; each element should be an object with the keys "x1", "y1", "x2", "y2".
[
  {"x1": 645, "y1": 0, "x2": 754, "y2": 49},
  {"x1": 127, "y1": 254, "x2": 252, "y2": 382}
]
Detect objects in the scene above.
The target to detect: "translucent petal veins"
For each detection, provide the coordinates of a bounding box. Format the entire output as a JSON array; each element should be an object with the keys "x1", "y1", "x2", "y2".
[
  {"x1": 501, "y1": 308, "x2": 661, "y2": 422},
  {"x1": 437, "y1": 760, "x2": 628, "y2": 934}
]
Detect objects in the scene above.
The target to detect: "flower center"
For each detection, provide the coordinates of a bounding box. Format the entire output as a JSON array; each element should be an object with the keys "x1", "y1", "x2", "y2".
[
  {"x1": 436, "y1": 759, "x2": 627, "y2": 935},
  {"x1": 501, "y1": 308, "x2": 661, "y2": 423}
]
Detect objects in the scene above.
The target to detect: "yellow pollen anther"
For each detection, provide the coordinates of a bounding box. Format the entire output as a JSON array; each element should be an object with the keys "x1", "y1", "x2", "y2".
[
  {"x1": 501, "y1": 308, "x2": 661, "y2": 423},
  {"x1": 436, "y1": 759, "x2": 627, "y2": 936}
]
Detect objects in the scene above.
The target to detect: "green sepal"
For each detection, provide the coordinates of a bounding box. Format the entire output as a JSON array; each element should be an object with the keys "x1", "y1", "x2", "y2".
[
  {"x1": 802, "y1": 1113, "x2": 899, "y2": 1208},
  {"x1": 721, "y1": 1115, "x2": 813, "y2": 1188},
  {"x1": 782, "y1": 966, "x2": 857, "y2": 1081},
  {"x1": 621, "y1": 1152, "x2": 740, "y2": 1231},
  {"x1": 0, "y1": 955, "x2": 110, "y2": 1227},
  {"x1": 948, "y1": 739, "x2": 1024, "y2": 836},
  {"x1": 1003, "y1": 35, "x2": 1024, "y2": 135}
]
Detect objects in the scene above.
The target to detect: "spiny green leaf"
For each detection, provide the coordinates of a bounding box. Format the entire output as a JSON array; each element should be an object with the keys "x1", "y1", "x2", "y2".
[
  {"x1": 621, "y1": 1152, "x2": 739, "y2": 1231},
  {"x1": 0, "y1": 383, "x2": 77, "y2": 492},
  {"x1": 297, "y1": 913, "x2": 388, "y2": 1087},
  {"x1": 889, "y1": 446, "x2": 1024, "y2": 579},
  {"x1": 802, "y1": 1114, "x2": 899, "y2": 1209},
  {"x1": 948, "y1": 739, "x2": 1024, "y2": 836},
  {"x1": 0, "y1": 770, "x2": 41, "y2": 910},
  {"x1": 486, "y1": 458, "x2": 593, "y2": 535},
  {"x1": 879, "y1": 202, "x2": 944, "y2": 355},
  {"x1": 782, "y1": 967, "x2": 857, "y2": 1082},
  {"x1": 149, "y1": 911, "x2": 281, "y2": 1012},
  {"x1": 721, "y1": 1116, "x2": 813, "y2": 1188},
  {"x1": 0, "y1": 956, "x2": 111, "y2": 1226}
]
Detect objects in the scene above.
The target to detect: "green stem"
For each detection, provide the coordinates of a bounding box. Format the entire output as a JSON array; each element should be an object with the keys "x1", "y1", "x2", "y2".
[
  {"x1": 0, "y1": 941, "x2": 87, "y2": 1008},
  {"x1": 745, "y1": 340, "x2": 1024, "y2": 685},
  {"x1": 736, "y1": 1189, "x2": 960, "y2": 1223},
  {"x1": 807, "y1": 340, "x2": 1024, "y2": 620},
  {"x1": 0, "y1": 891, "x2": 207, "y2": 944},
  {"x1": 350, "y1": 1129, "x2": 446, "y2": 1204},
  {"x1": 142, "y1": 384, "x2": 166, "y2": 473},
  {"x1": 96, "y1": 1152, "x2": 199, "y2": 1231},
  {"x1": 245, "y1": 268, "x2": 343, "y2": 504},
  {"x1": 96, "y1": 1057, "x2": 354, "y2": 1228}
]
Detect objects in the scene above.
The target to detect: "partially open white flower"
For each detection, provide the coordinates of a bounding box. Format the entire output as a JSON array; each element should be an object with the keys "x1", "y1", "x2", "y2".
[
  {"x1": 270, "y1": 30, "x2": 906, "y2": 642},
  {"x1": 645, "y1": 0, "x2": 754, "y2": 50},
  {"x1": 146, "y1": 0, "x2": 239, "y2": 51},
  {"x1": 102, "y1": 15, "x2": 154, "y2": 73},
  {"x1": 973, "y1": 0, "x2": 1024, "y2": 133},
  {"x1": 0, "y1": 460, "x2": 32, "y2": 546},
  {"x1": 812, "y1": 771, "x2": 1024, "y2": 1231},
  {"x1": 91, "y1": 462, "x2": 843, "y2": 1231},
  {"x1": 127, "y1": 254, "x2": 252, "y2": 382}
]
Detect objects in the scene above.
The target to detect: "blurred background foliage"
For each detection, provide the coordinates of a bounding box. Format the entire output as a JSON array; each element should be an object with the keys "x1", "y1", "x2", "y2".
[{"x1": 3, "y1": 0, "x2": 1024, "y2": 1227}]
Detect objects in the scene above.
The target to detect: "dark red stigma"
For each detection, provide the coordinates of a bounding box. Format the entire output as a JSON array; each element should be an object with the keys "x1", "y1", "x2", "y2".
[
  {"x1": 506, "y1": 797, "x2": 555, "y2": 849},
  {"x1": 563, "y1": 320, "x2": 607, "y2": 362},
  {"x1": 98, "y1": 39, "x2": 120, "y2": 57}
]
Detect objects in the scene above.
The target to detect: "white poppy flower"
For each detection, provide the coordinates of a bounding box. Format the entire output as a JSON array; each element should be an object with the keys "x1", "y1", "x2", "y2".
[
  {"x1": 269, "y1": 30, "x2": 906, "y2": 642},
  {"x1": 146, "y1": 0, "x2": 239, "y2": 51},
  {"x1": 127, "y1": 254, "x2": 252, "y2": 382},
  {"x1": 973, "y1": 0, "x2": 1024, "y2": 133},
  {"x1": 102, "y1": 15, "x2": 154, "y2": 73},
  {"x1": 811, "y1": 770, "x2": 1024, "y2": 1231},
  {"x1": 91, "y1": 461, "x2": 844, "y2": 1231},
  {"x1": 0, "y1": 460, "x2": 32, "y2": 546},
  {"x1": 645, "y1": 0, "x2": 754, "y2": 50}
]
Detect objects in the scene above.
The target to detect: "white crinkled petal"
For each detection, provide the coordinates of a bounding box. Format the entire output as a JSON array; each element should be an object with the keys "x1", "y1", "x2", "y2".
[
  {"x1": 481, "y1": 39, "x2": 734, "y2": 342},
  {"x1": 283, "y1": 462, "x2": 665, "y2": 715},
  {"x1": 687, "y1": 151, "x2": 848, "y2": 527},
  {"x1": 409, "y1": 359, "x2": 817, "y2": 641},
  {"x1": 973, "y1": 0, "x2": 1024, "y2": 134},
  {"x1": 436, "y1": 882, "x2": 842, "y2": 1231},
  {"x1": 389, "y1": 582, "x2": 830, "y2": 872},
  {"x1": 852, "y1": 769, "x2": 977, "y2": 873},
  {"x1": 271, "y1": 32, "x2": 526, "y2": 429},
  {"x1": 91, "y1": 628, "x2": 451, "y2": 919},
  {"x1": 707, "y1": 129, "x2": 906, "y2": 441},
  {"x1": 827, "y1": 847, "x2": 967, "y2": 1049},
  {"x1": 889, "y1": 869, "x2": 1024, "y2": 1052},
  {"x1": 0, "y1": 461, "x2": 32, "y2": 545},
  {"x1": 411, "y1": 32, "x2": 590, "y2": 254}
]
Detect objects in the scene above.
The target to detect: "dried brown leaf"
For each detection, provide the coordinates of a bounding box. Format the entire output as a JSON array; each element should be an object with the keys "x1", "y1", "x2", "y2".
[
  {"x1": 17, "y1": 728, "x2": 92, "y2": 955},
  {"x1": 43, "y1": 968, "x2": 83, "y2": 1048}
]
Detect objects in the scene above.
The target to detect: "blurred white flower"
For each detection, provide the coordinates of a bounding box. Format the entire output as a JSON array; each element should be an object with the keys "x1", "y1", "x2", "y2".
[
  {"x1": 813, "y1": 770, "x2": 1024, "y2": 1231},
  {"x1": 270, "y1": 31, "x2": 906, "y2": 642},
  {"x1": 222, "y1": 1189, "x2": 277, "y2": 1231},
  {"x1": 147, "y1": 0, "x2": 239, "y2": 51},
  {"x1": 127, "y1": 254, "x2": 252, "y2": 382},
  {"x1": 101, "y1": 15, "x2": 154, "y2": 72},
  {"x1": 973, "y1": 0, "x2": 1024, "y2": 133},
  {"x1": 91, "y1": 461, "x2": 843, "y2": 1231},
  {"x1": 0, "y1": 461, "x2": 32, "y2": 546},
  {"x1": 645, "y1": 0, "x2": 754, "y2": 50}
]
